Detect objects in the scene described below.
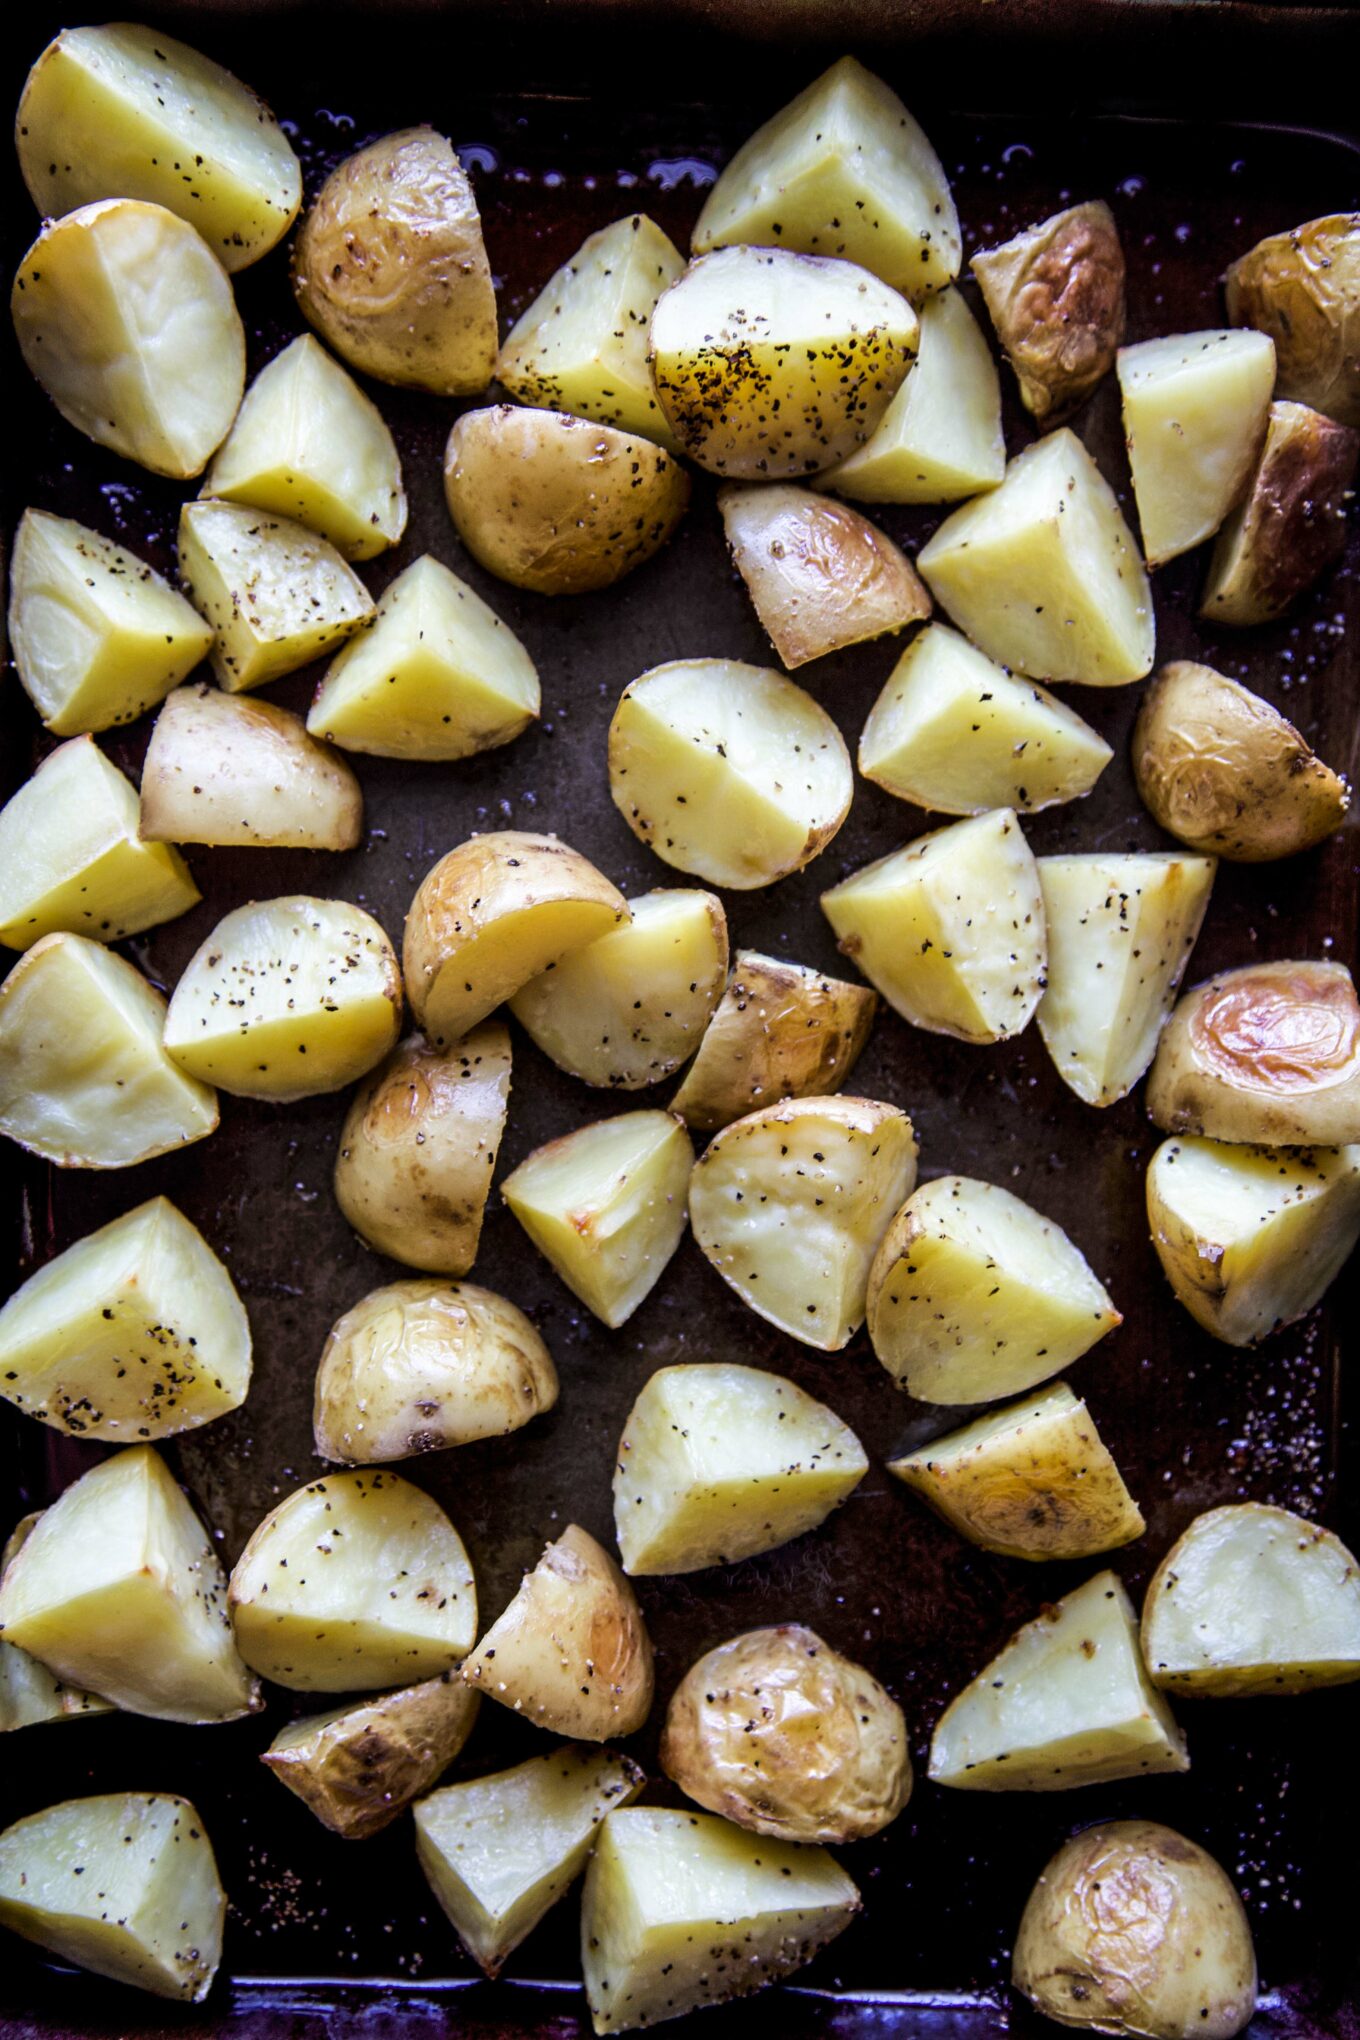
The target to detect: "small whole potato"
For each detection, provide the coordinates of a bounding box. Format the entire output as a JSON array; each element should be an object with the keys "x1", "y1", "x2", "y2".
[
  {"x1": 660, "y1": 1625, "x2": 911, "y2": 1845},
  {"x1": 1013, "y1": 1820, "x2": 1257, "y2": 2040},
  {"x1": 1226, "y1": 213, "x2": 1360, "y2": 426}
]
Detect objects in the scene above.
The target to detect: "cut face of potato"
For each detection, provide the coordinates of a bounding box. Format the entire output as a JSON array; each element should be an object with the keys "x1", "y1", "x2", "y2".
[
  {"x1": 822, "y1": 809, "x2": 1046, "y2": 1043},
  {"x1": 689, "y1": 1095, "x2": 917, "y2": 1350},
  {"x1": 613, "y1": 1361, "x2": 868, "y2": 1575},
  {"x1": 178, "y1": 499, "x2": 374, "y2": 694},
  {"x1": 1226, "y1": 213, "x2": 1360, "y2": 427},
  {"x1": 1202, "y1": 401, "x2": 1359, "y2": 625},
  {"x1": 141, "y1": 684, "x2": 362, "y2": 850},
  {"x1": 263, "y1": 1673, "x2": 480, "y2": 1839},
  {"x1": 868, "y1": 1175, "x2": 1120, "y2": 1404},
  {"x1": 1119, "y1": 331, "x2": 1276, "y2": 566},
  {"x1": 917, "y1": 428, "x2": 1155, "y2": 686},
  {"x1": 672, "y1": 951, "x2": 876, "y2": 1133},
  {"x1": 164, "y1": 895, "x2": 401, "y2": 1101},
  {"x1": 971, "y1": 201, "x2": 1125, "y2": 423},
  {"x1": 929, "y1": 1572, "x2": 1187, "y2": 1791},
  {"x1": 461, "y1": 1524, "x2": 653, "y2": 1738},
  {"x1": 0, "y1": 1515, "x2": 114, "y2": 1732},
  {"x1": 608, "y1": 658, "x2": 853, "y2": 889}
]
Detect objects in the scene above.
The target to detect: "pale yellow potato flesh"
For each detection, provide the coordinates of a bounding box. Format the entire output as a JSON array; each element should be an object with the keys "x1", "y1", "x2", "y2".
[
  {"x1": 1201, "y1": 400, "x2": 1359, "y2": 626},
  {"x1": 140, "y1": 684, "x2": 362, "y2": 850},
  {"x1": 178, "y1": 499, "x2": 374, "y2": 694},
  {"x1": 672, "y1": 950, "x2": 876, "y2": 1132},
  {"x1": 970, "y1": 201, "x2": 1126, "y2": 424},
  {"x1": 262, "y1": 1674, "x2": 480, "y2": 1839},
  {"x1": 0, "y1": 1515, "x2": 113, "y2": 1732},
  {"x1": 1118, "y1": 330, "x2": 1276, "y2": 566}
]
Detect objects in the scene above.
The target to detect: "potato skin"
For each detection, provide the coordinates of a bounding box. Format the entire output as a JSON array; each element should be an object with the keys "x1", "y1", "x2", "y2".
[
  {"x1": 971, "y1": 200, "x2": 1125, "y2": 422},
  {"x1": 1226, "y1": 214, "x2": 1360, "y2": 426},
  {"x1": 672, "y1": 952, "x2": 876, "y2": 1133},
  {"x1": 263, "y1": 1674, "x2": 479, "y2": 1838},
  {"x1": 140, "y1": 683, "x2": 363, "y2": 851},
  {"x1": 1201, "y1": 400, "x2": 1359, "y2": 625}
]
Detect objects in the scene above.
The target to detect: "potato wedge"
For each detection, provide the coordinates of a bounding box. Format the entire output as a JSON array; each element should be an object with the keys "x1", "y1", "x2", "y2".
[
  {"x1": 971, "y1": 201, "x2": 1125, "y2": 423},
  {"x1": 929, "y1": 1572, "x2": 1187, "y2": 1791},
  {"x1": 461, "y1": 1524, "x2": 652, "y2": 1738},
  {"x1": 1201, "y1": 400, "x2": 1359, "y2": 624},
  {"x1": 689, "y1": 1095, "x2": 916, "y2": 1349},
  {"x1": 178, "y1": 499, "x2": 374, "y2": 694},
  {"x1": 608, "y1": 658, "x2": 852, "y2": 889},
  {"x1": 1226, "y1": 213, "x2": 1360, "y2": 426},
  {"x1": 262, "y1": 1674, "x2": 480, "y2": 1839},
  {"x1": 1118, "y1": 330, "x2": 1276, "y2": 566},
  {"x1": 613, "y1": 1361, "x2": 867, "y2": 1575},
  {"x1": 140, "y1": 684, "x2": 362, "y2": 850},
  {"x1": 0, "y1": 1515, "x2": 113, "y2": 1732},
  {"x1": 672, "y1": 952, "x2": 875, "y2": 1132}
]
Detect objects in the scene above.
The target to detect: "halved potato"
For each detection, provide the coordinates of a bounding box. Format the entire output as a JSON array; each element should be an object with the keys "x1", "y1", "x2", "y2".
[
  {"x1": 689, "y1": 1095, "x2": 916, "y2": 1350},
  {"x1": 228, "y1": 1470, "x2": 476, "y2": 1691},
  {"x1": 141, "y1": 684, "x2": 362, "y2": 850},
  {"x1": 867, "y1": 1175, "x2": 1120, "y2": 1403},
  {"x1": 178, "y1": 499, "x2": 374, "y2": 694},
  {"x1": 608, "y1": 658, "x2": 853, "y2": 889},
  {"x1": 0, "y1": 1515, "x2": 113, "y2": 1732},
  {"x1": 971, "y1": 201, "x2": 1125, "y2": 423},
  {"x1": 917, "y1": 428, "x2": 1155, "y2": 686},
  {"x1": 1118, "y1": 331, "x2": 1276, "y2": 566},
  {"x1": 1141, "y1": 1503, "x2": 1360, "y2": 1696},
  {"x1": 672, "y1": 951, "x2": 876, "y2": 1132},
  {"x1": 929, "y1": 1572, "x2": 1187, "y2": 1791},
  {"x1": 1225, "y1": 213, "x2": 1360, "y2": 426},
  {"x1": 164, "y1": 895, "x2": 401, "y2": 1101},
  {"x1": 262, "y1": 1674, "x2": 480, "y2": 1839},
  {"x1": 613, "y1": 1361, "x2": 868, "y2": 1575},
  {"x1": 1202, "y1": 401, "x2": 1359, "y2": 624},
  {"x1": 888, "y1": 1382, "x2": 1144, "y2": 1560},
  {"x1": 461, "y1": 1523, "x2": 653, "y2": 1738},
  {"x1": 11, "y1": 199, "x2": 245, "y2": 478},
  {"x1": 821, "y1": 809, "x2": 1046, "y2": 1043}
]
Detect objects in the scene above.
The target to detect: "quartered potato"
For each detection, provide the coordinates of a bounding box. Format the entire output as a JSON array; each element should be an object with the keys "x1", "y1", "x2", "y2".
[
  {"x1": 1202, "y1": 400, "x2": 1359, "y2": 624},
  {"x1": 1118, "y1": 330, "x2": 1276, "y2": 566},
  {"x1": 971, "y1": 200, "x2": 1125, "y2": 423},
  {"x1": 929, "y1": 1572, "x2": 1188, "y2": 1791},
  {"x1": 164, "y1": 895, "x2": 402, "y2": 1101},
  {"x1": 140, "y1": 684, "x2": 363, "y2": 851},
  {"x1": 262, "y1": 1673, "x2": 480, "y2": 1839},
  {"x1": 12, "y1": 199, "x2": 245, "y2": 479},
  {"x1": 0, "y1": 1515, "x2": 113, "y2": 1732},
  {"x1": 671, "y1": 950, "x2": 876, "y2": 1133},
  {"x1": 688, "y1": 1094, "x2": 917, "y2": 1350},
  {"x1": 178, "y1": 499, "x2": 374, "y2": 693},
  {"x1": 613, "y1": 1361, "x2": 868, "y2": 1575},
  {"x1": 1226, "y1": 213, "x2": 1360, "y2": 426},
  {"x1": 229, "y1": 1470, "x2": 477, "y2": 1691},
  {"x1": 867, "y1": 1175, "x2": 1120, "y2": 1404},
  {"x1": 608, "y1": 658, "x2": 853, "y2": 889}
]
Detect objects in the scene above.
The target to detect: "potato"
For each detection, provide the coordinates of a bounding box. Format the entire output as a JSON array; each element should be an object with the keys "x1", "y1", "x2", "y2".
[
  {"x1": 858, "y1": 623, "x2": 1112, "y2": 816},
  {"x1": 334, "y1": 1025, "x2": 511, "y2": 1274},
  {"x1": 229, "y1": 1469, "x2": 476, "y2": 1691},
  {"x1": 460, "y1": 1523, "x2": 653, "y2": 1738},
  {"x1": 582, "y1": 1805, "x2": 860, "y2": 2036},
  {"x1": 608, "y1": 658, "x2": 853, "y2": 889},
  {"x1": 0, "y1": 1444, "x2": 259, "y2": 1723},
  {"x1": 1141, "y1": 1502, "x2": 1360, "y2": 1696},
  {"x1": 262, "y1": 1673, "x2": 480, "y2": 1839},
  {"x1": 178, "y1": 499, "x2": 374, "y2": 694},
  {"x1": 971, "y1": 200, "x2": 1125, "y2": 423},
  {"x1": 502, "y1": 1109, "x2": 693, "y2": 1327},
  {"x1": 888, "y1": 1381, "x2": 1145, "y2": 1561},
  {"x1": 11, "y1": 200, "x2": 245, "y2": 479},
  {"x1": 867, "y1": 1175, "x2": 1120, "y2": 1404},
  {"x1": 1118, "y1": 330, "x2": 1276, "y2": 566},
  {"x1": 0, "y1": 736, "x2": 198, "y2": 950},
  {"x1": 1147, "y1": 960, "x2": 1360, "y2": 1146},
  {"x1": 929, "y1": 1572, "x2": 1188, "y2": 1791},
  {"x1": 1036, "y1": 851, "x2": 1216, "y2": 1106},
  {"x1": 8, "y1": 509, "x2": 212, "y2": 735},
  {"x1": 1226, "y1": 213, "x2": 1360, "y2": 426},
  {"x1": 0, "y1": 1793, "x2": 225, "y2": 2002},
  {"x1": 689, "y1": 1095, "x2": 917, "y2": 1350},
  {"x1": 660, "y1": 1625, "x2": 910, "y2": 1844},
  {"x1": 403, "y1": 830, "x2": 627, "y2": 1045},
  {"x1": 0, "y1": 1515, "x2": 113, "y2": 1732},
  {"x1": 917, "y1": 428, "x2": 1155, "y2": 686},
  {"x1": 140, "y1": 684, "x2": 362, "y2": 851},
  {"x1": 415, "y1": 1745, "x2": 644, "y2": 1977},
  {"x1": 496, "y1": 213, "x2": 685, "y2": 447},
  {"x1": 1147, "y1": 1135, "x2": 1360, "y2": 1346},
  {"x1": 17, "y1": 24, "x2": 300, "y2": 272},
  {"x1": 613, "y1": 1361, "x2": 867, "y2": 1575},
  {"x1": 1202, "y1": 401, "x2": 1359, "y2": 624},
  {"x1": 164, "y1": 895, "x2": 402, "y2": 1101},
  {"x1": 293, "y1": 129, "x2": 495, "y2": 394},
  {"x1": 0, "y1": 932, "x2": 218, "y2": 1169},
  {"x1": 510, "y1": 888, "x2": 728, "y2": 1089},
  {"x1": 205, "y1": 334, "x2": 407, "y2": 560},
  {"x1": 821, "y1": 809, "x2": 1046, "y2": 1043},
  {"x1": 649, "y1": 246, "x2": 918, "y2": 477},
  {"x1": 1014, "y1": 1821, "x2": 1257, "y2": 2040},
  {"x1": 308, "y1": 554, "x2": 539, "y2": 763},
  {"x1": 672, "y1": 951, "x2": 876, "y2": 1133}
]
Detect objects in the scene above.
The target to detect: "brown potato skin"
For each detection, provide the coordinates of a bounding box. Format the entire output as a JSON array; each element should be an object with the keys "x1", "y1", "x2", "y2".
[
  {"x1": 971, "y1": 201, "x2": 1125, "y2": 423},
  {"x1": 1201, "y1": 401, "x2": 1360, "y2": 626},
  {"x1": 1226, "y1": 214, "x2": 1360, "y2": 426},
  {"x1": 261, "y1": 1674, "x2": 479, "y2": 1839},
  {"x1": 140, "y1": 683, "x2": 363, "y2": 850},
  {"x1": 672, "y1": 951, "x2": 877, "y2": 1133}
]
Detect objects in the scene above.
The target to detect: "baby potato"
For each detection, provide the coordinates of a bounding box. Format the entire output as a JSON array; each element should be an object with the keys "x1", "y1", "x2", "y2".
[
  {"x1": 262, "y1": 1674, "x2": 480, "y2": 1840},
  {"x1": 671, "y1": 950, "x2": 876, "y2": 1133},
  {"x1": 0, "y1": 1514, "x2": 114, "y2": 1732},
  {"x1": 1202, "y1": 400, "x2": 1359, "y2": 625},
  {"x1": 1118, "y1": 330, "x2": 1276, "y2": 567},
  {"x1": 660, "y1": 1626, "x2": 910, "y2": 1844},
  {"x1": 178, "y1": 499, "x2": 374, "y2": 694},
  {"x1": 971, "y1": 200, "x2": 1125, "y2": 423},
  {"x1": 140, "y1": 684, "x2": 363, "y2": 851},
  {"x1": 1226, "y1": 213, "x2": 1360, "y2": 426}
]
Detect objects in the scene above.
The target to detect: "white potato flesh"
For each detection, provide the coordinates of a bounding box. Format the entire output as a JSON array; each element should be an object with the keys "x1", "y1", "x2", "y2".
[
  {"x1": 309, "y1": 554, "x2": 539, "y2": 762},
  {"x1": 1036, "y1": 853, "x2": 1216, "y2": 1107},
  {"x1": 141, "y1": 684, "x2": 362, "y2": 850},
  {"x1": 0, "y1": 933, "x2": 217, "y2": 1169},
  {"x1": 0, "y1": 1195, "x2": 250, "y2": 1443},
  {"x1": 1118, "y1": 331, "x2": 1276, "y2": 566},
  {"x1": 164, "y1": 895, "x2": 401, "y2": 1102},
  {"x1": 229, "y1": 1470, "x2": 476, "y2": 1691},
  {"x1": 672, "y1": 951, "x2": 877, "y2": 1132},
  {"x1": 0, "y1": 1515, "x2": 113, "y2": 1732},
  {"x1": 608, "y1": 658, "x2": 853, "y2": 889},
  {"x1": 688, "y1": 1095, "x2": 917, "y2": 1350},
  {"x1": 12, "y1": 199, "x2": 245, "y2": 479},
  {"x1": 262, "y1": 1675, "x2": 480, "y2": 1840},
  {"x1": 582, "y1": 1805, "x2": 860, "y2": 2035},
  {"x1": 0, "y1": 1445, "x2": 258, "y2": 1722},
  {"x1": 1147, "y1": 1136, "x2": 1360, "y2": 1347},
  {"x1": 8, "y1": 509, "x2": 212, "y2": 735},
  {"x1": 867, "y1": 1174, "x2": 1121, "y2": 1404},
  {"x1": 929, "y1": 1572, "x2": 1188, "y2": 1791},
  {"x1": 1141, "y1": 1503, "x2": 1360, "y2": 1696},
  {"x1": 613, "y1": 1361, "x2": 868, "y2": 1575},
  {"x1": 917, "y1": 428, "x2": 1155, "y2": 686},
  {"x1": 178, "y1": 499, "x2": 374, "y2": 694},
  {"x1": 858, "y1": 624, "x2": 1112, "y2": 816},
  {"x1": 821, "y1": 809, "x2": 1046, "y2": 1043},
  {"x1": 0, "y1": 1793, "x2": 224, "y2": 2002},
  {"x1": 0, "y1": 736, "x2": 199, "y2": 950},
  {"x1": 502, "y1": 1110, "x2": 693, "y2": 1328}
]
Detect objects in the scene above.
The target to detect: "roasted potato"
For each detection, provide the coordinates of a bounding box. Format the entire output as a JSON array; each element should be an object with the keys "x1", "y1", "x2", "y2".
[
  {"x1": 671, "y1": 950, "x2": 876, "y2": 1132},
  {"x1": 178, "y1": 499, "x2": 374, "y2": 694},
  {"x1": 1, "y1": 1514, "x2": 114, "y2": 1731},
  {"x1": 971, "y1": 200, "x2": 1125, "y2": 423},
  {"x1": 140, "y1": 684, "x2": 363, "y2": 851},
  {"x1": 262, "y1": 1673, "x2": 480, "y2": 1839},
  {"x1": 1226, "y1": 213, "x2": 1360, "y2": 426},
  {"x1": 1118, "y1": 330, "x2": 1276, "y2": 567},
  {"x1": 1202, "y1": 401, "x2": 1359, "y2": 624}
]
